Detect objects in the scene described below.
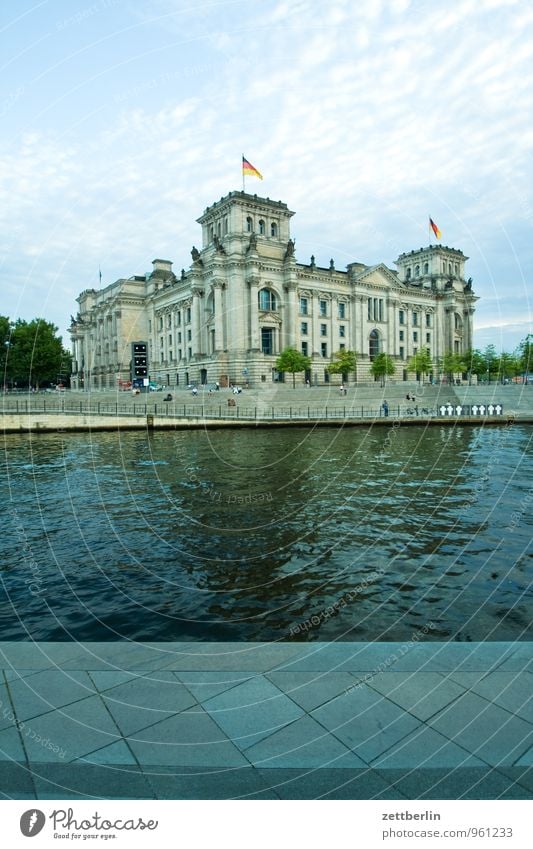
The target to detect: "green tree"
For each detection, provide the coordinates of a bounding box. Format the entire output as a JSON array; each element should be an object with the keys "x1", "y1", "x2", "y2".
[
  {"x1": 496, "y1": 351, "x2": 519, "y2": 383},
  {"x1": 9, "y1": 319, "x2": 68, "y2": 389},
  {"x1": 483, "y1": 344, "x2": 498, "y2": 384},
  {"x1": 327, "y1": 349, "x2": 357, "y2": 381},
  {"x1": 461, "y1": 348, "x2": 485, "y2": 383},
  {"x1": 408, "y1": 349, "x2": 433, "y2": 383},
  {"x1": 441, "y1": 351, "x2": 464, "y2": 385},
  {"x1": 275, "y1": 347, "x2": 311, "y2": 388},
  {"x1": 0, "y1": 315, "x2": 12, "y2": 388},
  {"x1": 516, "y1": 334, "x2": 532, "y2": 381},
  {"x1": 370, "y1": 352, "x2": 395, "y2": 387}
]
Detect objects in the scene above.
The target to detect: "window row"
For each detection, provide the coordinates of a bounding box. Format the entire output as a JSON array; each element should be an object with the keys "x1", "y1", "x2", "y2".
[
  {"x1": 153, "y1": 308, "x2": 191, "y2": 332},
  {"x1": 301, "y1": 322, "x2": 346, "y2": 338},
  {"x1": 246, "y1": 217, "x2": 278, "y2": 237},
  {"x1": 300, "y1": 297, "x2": 346, "y2": 318},
  {"x1": 398, "y1": 310, "x2": 432, "y2": 327}
]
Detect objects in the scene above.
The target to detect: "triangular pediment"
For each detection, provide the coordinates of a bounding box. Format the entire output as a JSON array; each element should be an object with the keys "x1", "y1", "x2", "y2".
[{"x1": 353, "y1": 263, "x2": 403, "y2": 289}]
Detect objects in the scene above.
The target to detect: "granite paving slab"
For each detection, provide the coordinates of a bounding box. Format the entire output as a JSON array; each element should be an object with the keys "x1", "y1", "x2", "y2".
[
  {"x1": 0, "y1": 762, "x2": 35, "y2": 797},
  {"x1": 265, "y1": 670, "x2": 357, "y2": 712},
  {"x1": 244, "y1": 715, "x2": 366, "y2": 768},
  {"x1": 365, "y1": 671, "x2": 467, "y2": 721},
  {"x1": 174, "y1": 670, "x2": 253, "y2": 701},
  {"x1": 371, "y1": 725, "x2": 484, "y2": 769},
  {"x1": 8, "y1": 670, "x2": 94, "y2": 721},
  {"x1": 256, "y1": 768, "x2": 407, "y2": 800},
  {"x1": 100, "y1": 672, "x2": 197, "y2": 736},
  {"x1": 201, "y1": 675, "x2": 304, "y2": 750},
  {"x1": 311, "y1": 683, "x2": 421, "y2": 764},
  {"x1": 76, "y1": 740, "x2": 137, "y2": 766},
  {"x1": 21, "y1": 694, "x2": 121, "y2": 763},
  {"x1": 126, "y1": 706, "x2": 249, "y2": 767},
  {"x1": 428, "y1": 691, "x2": 533, "y2": 766},
  {"x1": 145, "y1": 766, "x2": 279, "y2": 800},
  {"x1": 449, "y1": 672, "x2": 533, "y2": 724},
  {"x1": 30, "y1": 763, "x2": 155, "y2": 799},
  {"x1": 0, "y1": 726, "x2": 26, "y2": 762},
  {"x1": 0, "y1": 682, "x2": 16, "y2": 731},
  {"x1": 381, "y1": 767, "x2": 533, "y2": 800}
]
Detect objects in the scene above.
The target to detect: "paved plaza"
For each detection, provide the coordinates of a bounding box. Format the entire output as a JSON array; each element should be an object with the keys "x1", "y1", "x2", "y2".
[{"x1": 0, "y1": 641, "x2": 531, "y2": 800}]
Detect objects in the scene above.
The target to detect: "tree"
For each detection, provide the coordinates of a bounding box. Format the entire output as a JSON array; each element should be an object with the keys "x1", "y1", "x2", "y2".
[
  {"x1": 408, "y1": 349, "x2": 433, "y2": 383},
  {"x1": 483, "y1": 344, "x2": 498, "y2": 384},
  {"x1": 441, "y1": 351, "x2": 464, "y2": 385},
  {"x1": 370, "y1": 352, "x2": 395, "y2": 387},
  {"x1": 327, "y1": 349, "x2": 357, "y2": 381},
  {"x1": 9, "y1": 319, "x2": 69, "y2": 389},
  {"x1": 275, "y1": 347, "x2": 311, "y2": 388},
  {"x1": 497, "y1": 351, "x2": 520, "y2": 383},
  {"x1": 461, "y1": 348, "x2": 485, "y2": 383},
  {"x1": 516, "y1": 334, "x2": 532, "y2": 381},
  {"x1": 0, "y1": 315, "x2": 12, "y2": 388}
]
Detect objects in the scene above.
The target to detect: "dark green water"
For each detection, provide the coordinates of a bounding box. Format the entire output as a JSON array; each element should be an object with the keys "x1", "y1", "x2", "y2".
[{"x1": 1, "y1": 424, "x2": 531, "y2": 641}]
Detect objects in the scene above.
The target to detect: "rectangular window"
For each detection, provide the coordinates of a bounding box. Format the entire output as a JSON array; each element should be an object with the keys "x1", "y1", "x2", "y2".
[
  {"x1": 413, "y1": 331, "x2": 418, "y2": 342},
  {"x1": 399, "y1": 330, "x2": 404, "y2": 341},
  {"x1": 261, "y1": 328, "x2": 273, "y2": 355},
  {"x1": 338, "y1": 302, "x2": 346, "y2": 319},
  {"x1": 399, "y1": 346, "x2": 404, "y2": 359},
  {"x1": 187, "y1": 329, "x2": 192, "y2": 342},
  {"x1": 188, "y1": 347, "x2": 192, "y2": 359},
  {"x1": 399, "y1": 310, "x2": 405, "y2": 325},
  {"x1": 167, "y1": 315, "x2": 172, "y2": 329},
  {"x1": 324, "y1": 369, "x2": 330, "y2": 383},
  {"x1": 412, "y1": 311, "x2": 418, "y2": 325},
  {"x1": 169, "y1": 350, "x2": 173, "y2": 361},
  {"x1": 160, "y1": 336, "x2": 164, "y2": 348},
  {"x1": 426, "y1": 333, "x2": 431, "y2": 343},
  {"x1": 160, "y1": 352, "x2": 164, "y2": 363},
  {"x1": 368, "y1": 298, "x2": 372, "y2": 321},
  {"x1": 168, "y1": 334, "x2": 172, "y2": 346},
  {"x1": 177, "y1": 311, "x2": 181, "y2": 326},
  {"x1": 339, "y1": 325, "x2": 346, "y2": 338},
  {"x1": 301, "y1": 341, "x2": 308, "y2": 356},
  {"x1": 178, "y1": 332, "x2": 182, "y2": 343},
  {"x1": 299, "y1": 297, "x2": 308, "y2": 315},
  {"x1": 178, "y1": 348, "x2": 182, "y2": 360},
  {"x1": 148, "y1": 319, "x2": 152, "y2": 332},
  {"x1": 426, "y1": 313, "x2": 431, "y2": 328},
  {"x1": 320, "y1": 323, "x2": 327, "y2": 336},
  {"x1": 186, "y1": 307, "x2": 191, "y2": 323},
  {"x1": 158, "y1": 317, "x2": 163, "y2": 331},
  {"x1": 379, "y1": 299, "x2": 384, "y2": 322},
  {"x1": 301, "y1": 322, "x2": 308, "y2": 335},
  {"x1": 321, "y1": 342, "x2": 328, "y2": 357},
  {"x1": 339, "y1": 343, "x2": 345, "y2": 351},
  {"x1": 319, "y1": 300, "x2": 327, "y2": 316}
]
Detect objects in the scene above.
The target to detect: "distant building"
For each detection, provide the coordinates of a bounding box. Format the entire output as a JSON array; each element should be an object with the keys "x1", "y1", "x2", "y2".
[{"x1": 69, "y1": 191, "x2": 477, "y2": 389}]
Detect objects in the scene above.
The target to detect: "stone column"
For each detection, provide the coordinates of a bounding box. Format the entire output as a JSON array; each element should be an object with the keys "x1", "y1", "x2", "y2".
[
  {"x1": 191, "y1": 287, "x2": 204, "y2": 356},
  {"x1": 212, "y1": 280, "x2": 224, "y2": 351},
  {"x1": 247, "y1": 276, "x2": 260, "y2": 350}
]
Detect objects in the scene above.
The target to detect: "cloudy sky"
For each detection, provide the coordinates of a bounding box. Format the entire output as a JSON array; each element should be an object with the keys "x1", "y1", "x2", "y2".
[{"x1": 1, "y1": 0, "x2": 532, "y2": 352}]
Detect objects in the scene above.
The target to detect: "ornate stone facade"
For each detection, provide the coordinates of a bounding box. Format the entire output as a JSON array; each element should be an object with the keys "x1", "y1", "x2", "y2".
[{"x1": 69, "y1": 191, "x2": 477, "y2": 389}]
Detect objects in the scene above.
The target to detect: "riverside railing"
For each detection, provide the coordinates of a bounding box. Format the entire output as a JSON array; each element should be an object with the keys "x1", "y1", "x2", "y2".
[{"x1": 1, "y1": 398, "x2": 499, "y2": 420}]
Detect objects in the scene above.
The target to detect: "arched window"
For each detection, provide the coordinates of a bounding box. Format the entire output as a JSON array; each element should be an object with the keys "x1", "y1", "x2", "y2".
[
  {"x1": 271, "y1": 222, "x2": 278, "y2": 237},
  {"x1": 258, "y1": 288, "x2": 277, "y2": 311},
  {"x1": 406, "y1": 267, "x2": 411, "y2": 280},
  {"x1": 246, "y1": 216, "x2": 253, "y2": 233},
  {"x1": 369, "y1": 329, "x2": 380, "y2": 360},
  {"x1": 223, "y1": 217, "x2": 228, "y2": 234},
  {"x1": 423, "y1": 262, "x2": 429, "y2": 274},
  {"x1": 415, "y1": 265, "x2": 420, "y2": 277},
  {"x1": 210, "y1": 226, "x2": 214, "y2": 241},
  {"x1": 217, "y1": 222, "x2": 221, "y2": 237},
  {"x1": 449, "y1": 263, "x2": 452, "y2": 274},
  {"x1": 259, "y1": 220, "x2": 265, "y2": 235},
  {"x1": 454, "y1": 313, "x2": 463, "y2": 331}
]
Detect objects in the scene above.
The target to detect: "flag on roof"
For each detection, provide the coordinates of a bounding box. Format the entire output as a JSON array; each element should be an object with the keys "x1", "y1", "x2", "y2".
[
  {"x1": 429, "y1": 217, "x2": 441, "y2": 240},
  {"x1": 242, "y1": 156, "x2": 263, "y2": 180}
]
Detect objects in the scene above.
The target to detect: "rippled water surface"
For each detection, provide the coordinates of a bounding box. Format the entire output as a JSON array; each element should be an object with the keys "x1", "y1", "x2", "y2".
[{"x1": 1, "y1": 424, "x2": 531, "y2": 641}]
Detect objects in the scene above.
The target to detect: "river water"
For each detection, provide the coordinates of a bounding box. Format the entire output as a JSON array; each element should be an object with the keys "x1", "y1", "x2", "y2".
[{"x1": 1, "y1": 424, "x2": 531, "y2": 641}]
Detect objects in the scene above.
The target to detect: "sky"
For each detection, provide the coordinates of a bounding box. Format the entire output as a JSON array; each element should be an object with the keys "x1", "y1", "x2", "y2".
[{"x1": 1, "y1": 0, "x2": 532, "y2": 353}]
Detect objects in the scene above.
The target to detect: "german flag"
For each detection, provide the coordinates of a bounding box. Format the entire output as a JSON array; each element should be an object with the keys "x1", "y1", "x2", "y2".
[
  {"x1": 429, "y1": 217, "x2": 441, "y2": 240},
  {"x1": 242, "y1": 156, "x2": 263, "y2": 180}
]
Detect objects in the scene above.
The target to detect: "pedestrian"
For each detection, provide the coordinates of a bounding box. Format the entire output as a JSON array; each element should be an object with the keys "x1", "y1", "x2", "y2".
[
  {"x1": 192, "y1": 386, "x2": 198, "y2": 396},
  {"x1": 339, "y1": 384, "x2": 344, "y2": 395},
  {"x1": 382, "y1": 400, "x2": 389, "y2": 417}
]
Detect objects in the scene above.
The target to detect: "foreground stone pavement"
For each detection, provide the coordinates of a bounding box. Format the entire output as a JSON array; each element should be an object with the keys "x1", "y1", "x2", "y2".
[{"x1": 0, "y1": 641, "x2": 531, "y2": 800}]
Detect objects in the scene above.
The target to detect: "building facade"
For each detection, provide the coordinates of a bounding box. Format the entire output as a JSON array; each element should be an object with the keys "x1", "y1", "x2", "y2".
[{"x1": 69, "y1": 191, "x2": 477, "y2": 389}]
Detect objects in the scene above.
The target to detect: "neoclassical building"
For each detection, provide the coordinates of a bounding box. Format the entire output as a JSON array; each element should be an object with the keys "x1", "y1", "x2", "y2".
[{"x1": 69, "y1": 191, "x2": 477, "y2": 389}]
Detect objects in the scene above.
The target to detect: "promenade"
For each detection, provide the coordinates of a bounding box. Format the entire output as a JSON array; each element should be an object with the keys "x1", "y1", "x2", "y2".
[
  {"x1": 0, "y1": 641, "x2": 532, "y2": 800},
  {"x1": 1, "y1": 383, "x2": 531, "y2": 432}
]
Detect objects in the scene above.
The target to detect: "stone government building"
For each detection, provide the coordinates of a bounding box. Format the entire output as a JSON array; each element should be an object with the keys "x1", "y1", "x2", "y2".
[{"x1": 69, "y1": 191, "x2": 477, "y2": 390}]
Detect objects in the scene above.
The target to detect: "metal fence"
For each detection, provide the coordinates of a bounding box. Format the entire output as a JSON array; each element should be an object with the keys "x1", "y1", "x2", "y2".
[{"x1": 0, "y1": 399, "x2": 503, "y2": 421}]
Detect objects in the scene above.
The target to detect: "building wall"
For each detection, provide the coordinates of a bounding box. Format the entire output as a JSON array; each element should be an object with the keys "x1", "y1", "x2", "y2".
[{"x1": 70, "y1": 192, "x2": 478, "y2": 390}]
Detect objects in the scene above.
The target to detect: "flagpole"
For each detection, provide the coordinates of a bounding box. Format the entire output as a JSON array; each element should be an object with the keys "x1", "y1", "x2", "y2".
[{"x1": 242, "y1": 154, "x2": 245, "y2": 192}]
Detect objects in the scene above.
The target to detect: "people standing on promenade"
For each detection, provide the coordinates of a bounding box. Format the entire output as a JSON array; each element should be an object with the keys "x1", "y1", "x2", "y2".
[{"x1": 382, "y1": 400, "x2": 389, "y2": 417}]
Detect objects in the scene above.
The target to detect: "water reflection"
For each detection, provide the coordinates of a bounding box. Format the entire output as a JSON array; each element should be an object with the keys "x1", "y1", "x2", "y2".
[{"x1": 1, "y1": 423, "x2": 531, "y2": 641}]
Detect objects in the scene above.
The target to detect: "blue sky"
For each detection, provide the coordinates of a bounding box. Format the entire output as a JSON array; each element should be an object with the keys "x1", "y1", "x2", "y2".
[{"x1": 1, "y1": 0, "x2": 532, "y2": 352}]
